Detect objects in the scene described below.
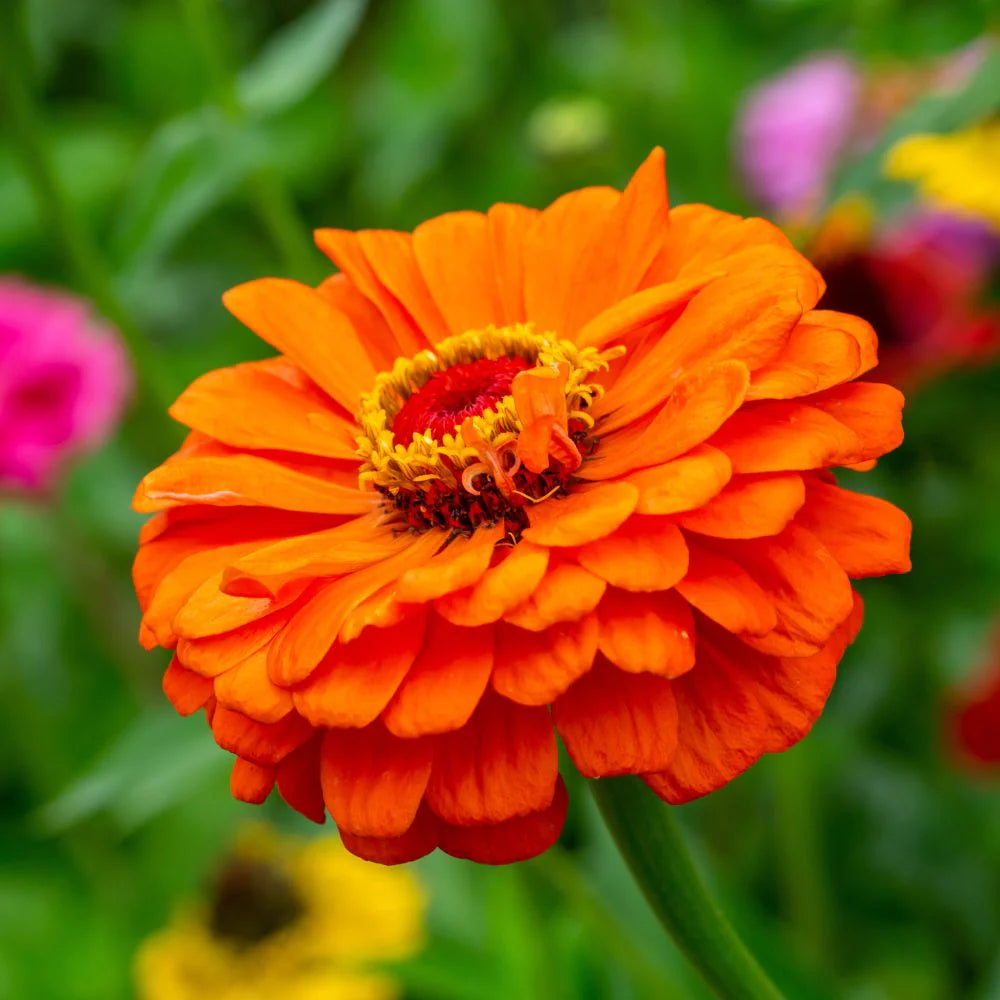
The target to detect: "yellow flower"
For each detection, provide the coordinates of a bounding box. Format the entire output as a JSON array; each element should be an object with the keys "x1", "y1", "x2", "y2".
[
  {"x1": 885, "y1": 122, "x2": 1000, "y2": 229},
  {"x1": 135, "y1": 825, "x2": 425, "y2": 1000}
]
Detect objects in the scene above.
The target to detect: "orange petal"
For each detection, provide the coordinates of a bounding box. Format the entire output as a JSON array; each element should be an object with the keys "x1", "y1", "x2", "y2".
[
  {"x1": 425, "y1": 693, "x2": 558, "y2": 825},
  {"x1": 807, "y1": 382, "x2": 905, "y2": 465},
  {"x1": 163, "y1": 657, "x2": 214, "y2": 716},
  {"x1": 597, "y1": 588, "x2": 695, "y2": 677},
  {"x1": 439, "y1": 777, "x2": 568, "y2": 864},
  {"x1": 553, "y1": 659, "x2": 679, "y2": 777},
  {"x1": 267, "y1": 531, "x2": 442, "y2": 685},
  {"x1": 747, "y1": 310, "x2": 875, "y2": 401},
  {"x1": 577, "y1": 515, "x2": 689, "y2": 591},
  {"x1": 644, "y1": 598, "x2": 862, "y2": 802},
  {"x1": 221, "y1": 515, "x2": 407, "y2": 599},
  {"x1": 222, "y1": 278, "x2": 376, "y2": 410},
  {"x1": 435, "y1": 542, "x2": 549, "y2": 627},
  {"x1": 276, "y1": 735, "x2": 326, "y2": 824},
  {"x1": 176, "y1": 608, "x2": 293, "y2": 678},
  {"x1": 230, "y1": 757, "x2": 275, "y2": 805},
  {"x1": 174, "y1": 576, "x2": 307, "y2": 641},
  {"x1": 491, "y1": 614, "x2": 599, "y2": 706},
  {"x1": 574, "y1": 272, "x2": 715, "y2": 351},
  {"x1": 214, "y1": 649, "x2": 294, "y2": 724},
  {"x1": 413, "y1": 210, "x2": 505, "y2": 333},
  {"x1": 395, "y1": 523, "x2": 504, "y2": 603},
  {"x1": 724, "y1": 523, "x2": 855, "y2": 656},
  {"x1": 675, "y1": 544, "x2": 777, "y2": 636},
  {"x1": 709, "y1": 401, "x2": 861, "y2": 474},
  {"x1": 211, "y1": 705, "x2": 314, "y2": 766},
  {"x1": 339, "y1": 805, "x2": 440, "y2": 865},
  {"x1": 320, "y1": 721, "x2": 434, "y2": 837},
  {"x1": 522, "y1": 482, "x2": 637, "y2": 547},
  {"x1": 676, "y1": 473, "x2": 805, "y2": 539},
  {"x1": 510, "y1": 365, "x2": 574, "y2": 474},
  {"x1": 382, "y1": 617, "x2": 493, "y2": 737},
  {"x1": 583, "y1": 361, "x2": 750, "y2": 478},
  {"x1": 503, "y1": 562, "x2": 606, "y2": 631},
  {"x1": 522, "y1": 185, "x2": 621, "y2": 335},
  {"x1": 646, "y1": 204, "x2": 809, "y2": 285},
  {"x1": 487, "y1": 203, "x2": 538, "y2": 324},
  {"x1": 292, "y1": 612, "x2": 427, "y2": 728},
  {"x1": 317, "y1": 272, "x2": 401, "y2": 372},
  {"x1": 315, "y1": 228, "x2": 448, "y2": 346},
  {"x1": 796, "y1": 478, "x2": 912, "y2": 578},
  {"x1": 597, "y1": 251, "x2": 817, "y2": 429},
  {"x1": 624, "y1": 445, "x2": 733, "y2": 515},
  {"x1": 134, "y1": 453, "x2": 372, "y2": 515},
  {"x1": 142, "y1": 540, "x2": 269, "y2": 646},
  {"x1": 168, "y1": 359, "x2": 357, "y2": 459}
]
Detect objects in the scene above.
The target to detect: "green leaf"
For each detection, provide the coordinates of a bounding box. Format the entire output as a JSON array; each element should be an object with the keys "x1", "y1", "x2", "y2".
[{"x1": 237, "y1": 0, "x2": 368, "y2": 118}]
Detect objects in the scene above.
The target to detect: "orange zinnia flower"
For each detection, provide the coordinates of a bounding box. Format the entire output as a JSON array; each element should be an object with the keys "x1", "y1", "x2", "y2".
[{"x1": 134, "y1": 150, "x2": 911, "y2": 865}]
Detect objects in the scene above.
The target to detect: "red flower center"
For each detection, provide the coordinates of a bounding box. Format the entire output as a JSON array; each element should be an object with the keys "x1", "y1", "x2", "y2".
[{"x1": 392, "y1": 356, "x2": 531, "y2": 443}]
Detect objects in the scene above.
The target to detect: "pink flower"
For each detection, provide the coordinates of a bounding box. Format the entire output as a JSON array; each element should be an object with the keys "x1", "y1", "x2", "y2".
[
  {"x1": 736, "y1": 53, "x2": 861, "y2": 217},
  {"x1": 0, "y1": 277, "x2": 131, "y2": 492}
]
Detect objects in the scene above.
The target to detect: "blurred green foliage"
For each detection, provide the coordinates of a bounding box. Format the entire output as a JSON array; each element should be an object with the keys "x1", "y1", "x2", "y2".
[{"x1": 1, "y1": 1, "x2": 1000, "y2": 998}]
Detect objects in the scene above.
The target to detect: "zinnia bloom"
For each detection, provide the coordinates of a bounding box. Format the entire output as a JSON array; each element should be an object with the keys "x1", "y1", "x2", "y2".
[
  {"x1": 134, "y1": 150, "x2": 911, "y2": 864},
  {"x1": 810, "y1": 201, "x2": 1000, "y2": 387},
  {"x1": 886, "y1": 122, "x2": 1000, "y2": 230},
  {"x1": 949, "y1": 630, "x2": 1000, "y2": 768},
  {"x1": 736, "y1": 53, "x2": 860, "y2": 218},
  {"x1": 135, "y1": 825, "x2": 424, "y2": 1000},
  {"x1": 0, "y1": 277, "x2": 131, "y2": 492}
]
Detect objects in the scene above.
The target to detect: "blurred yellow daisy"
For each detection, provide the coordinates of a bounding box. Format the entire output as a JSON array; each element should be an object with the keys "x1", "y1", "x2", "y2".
[
  {"x1": 135, "y1": 826, "x2": 425, "y2": 1000},
  {"x1": 885, "y1": 121, "x2": 1000, "y2": 229}
]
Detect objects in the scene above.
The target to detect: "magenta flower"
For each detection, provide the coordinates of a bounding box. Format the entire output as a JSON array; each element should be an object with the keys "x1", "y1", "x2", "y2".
[
  {"x1": 736, "y1": 53, "x2": 861, "y2": 217},
  {"x1": 0, "y1": 277, "x2": 131, "y2": 493}
]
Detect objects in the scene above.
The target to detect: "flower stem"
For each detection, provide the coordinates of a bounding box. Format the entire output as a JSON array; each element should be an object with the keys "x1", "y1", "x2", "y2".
[
  {"x1": 590, "y1": 776, "x2": 785, "y2": 1000},
  {"x1": 0, "y1": 3, "x2": 176, "y2": 413}
]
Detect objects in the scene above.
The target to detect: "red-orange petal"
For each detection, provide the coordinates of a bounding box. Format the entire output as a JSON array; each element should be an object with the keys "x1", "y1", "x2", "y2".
[
  {"x1": 503, "y1": 562, "x2": 606, "y2": 631},
  {"x1": 553, "y1": 659, "x2": 679, "y2": 777},
  {"x1": 796, "y1": 478, "x2": 912, "y2": 578},
  {"x1": 276, "y1": 734, "x2": 326, "y2": 824},
  {"x1": 438, "y1": 777, "x2": 569, "y2": 864},
  {"x1": 644, "y1": 598, "x2": 862, "y2": 802},
  {"x1": 522, "y1": 482, "x2": 638, "y2": 547},
  {"x1": 163, "y1": 656, "x2": 214, "y2": 716},
  {"x1": 492, "y1": 614, "x2": 599, "y2": 706},
  {"x1": 320, "y1": 721, "x2": 434, "y2": 838},
  {"x1": 424, "y1": 693, "x2": 558, "y2": 826},
  {"x1": 676, "y1": 473, "x2": 805, "y2": 539},
  {"x1": 222, "y1": 278, "x2": 376, "y2": 410},
  {"x1": 214, "y1": 648, "x2": 294, "y2": 724},
  {"x1": 292, "y1": 612, "x2": 427, "y2": 728},
  {"x1": 382, "y1": 617, "x2": 493, "y2": 737},
  {"x1": 211, "y1": 705, "x2": 314, "y2": 766},
  {"x1": 339, "y1": 805, "x2": 440, "y2": 865},
  {"x1": 230, "y1": 757, "x2": 275, "y2": 804},
  {"x1": 624, "y1": 445, "x2": 733, "y2": 515},
  {"x1": 577, "y1": 515, "x2": 689, "y2": 591},
  {"x1": 596, "y1": 589, "x2": 695, "y2": 678},
  {"x1": 395, "y1": 523, "x2": 504, "y2": 603}
]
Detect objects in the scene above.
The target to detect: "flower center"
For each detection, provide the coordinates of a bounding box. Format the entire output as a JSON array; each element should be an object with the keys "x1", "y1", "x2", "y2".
[
  {"x1": 391, "y1": 355, "x2": 531, "y2": 443},
  {"x1": 209, "y1": 858, "x2": 305, "y2": 948},
  {"x1": 356, "y1": 324, "x2": 623, "y2": 538}
]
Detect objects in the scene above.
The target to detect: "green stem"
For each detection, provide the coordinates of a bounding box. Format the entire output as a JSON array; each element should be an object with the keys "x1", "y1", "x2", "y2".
[
  {"x1": 179, "y1": 0, "x2": 319, "y2": 278},
  {"x1": 529, "y1": 848, "x2": 682, "y2": 998},
  {"x1": 591, "y1": 776, "x2": 784, "y2": 1000},
  {"x1": 0, "y1": 3, "x2": 175, "y2": 413},
  {"x1": 771, "y1": 747, "x2": 830, "y2": 969}
]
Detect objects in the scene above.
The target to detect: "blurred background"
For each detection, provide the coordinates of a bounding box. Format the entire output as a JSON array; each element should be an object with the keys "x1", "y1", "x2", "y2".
[{"x1": 2, "y1": 1, "x2": 999, "y2": 997}]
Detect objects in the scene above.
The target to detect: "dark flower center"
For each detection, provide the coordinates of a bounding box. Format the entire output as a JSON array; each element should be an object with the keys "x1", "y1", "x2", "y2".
[
  {"x1": 208, "y1": 857, "x2": 305, "y2": 947},
  {"x1": 391, "y1": 355, "x2": 531, "y2": 443},
  {"x1": 819, "y1": 253, "x2": 906, "y2": 347}
]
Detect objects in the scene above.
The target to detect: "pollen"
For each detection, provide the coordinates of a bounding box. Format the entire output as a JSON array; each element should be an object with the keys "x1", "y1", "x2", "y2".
[{"x1": 356, "y1": 324, "x2": 624, "y2": 536}]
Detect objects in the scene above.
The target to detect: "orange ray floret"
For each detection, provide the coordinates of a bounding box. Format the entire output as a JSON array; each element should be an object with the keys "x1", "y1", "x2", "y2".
[{"x1": 133, "y1": 148, "x2": 911, "y2": 864}]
